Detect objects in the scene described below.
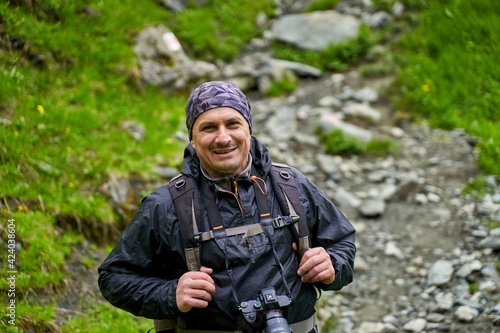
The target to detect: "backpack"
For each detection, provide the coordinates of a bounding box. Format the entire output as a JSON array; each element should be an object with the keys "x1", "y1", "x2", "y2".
[{"x1": 152, "y1": 163, "x2": 310, "y2": 333}]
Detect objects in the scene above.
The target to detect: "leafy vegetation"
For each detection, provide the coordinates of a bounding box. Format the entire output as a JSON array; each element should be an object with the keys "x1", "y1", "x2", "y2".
[
  {"x1": 391, "y1": 0, "x2": 500, "y2": 175},
  {"x1": 61, "y1": 303, "x2": 151, "y2": 333},
  {"x1": 318, "y1": 129, "x2": 398, "y2": 157},
  {"x1": 171, "y1": 0, "x2": 273, "y2": 62}
]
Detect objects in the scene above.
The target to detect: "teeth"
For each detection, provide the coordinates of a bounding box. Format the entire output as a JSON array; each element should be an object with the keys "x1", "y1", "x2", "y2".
[{"x1": 214, "y1": 148, "x2": 235, "y2": 154}]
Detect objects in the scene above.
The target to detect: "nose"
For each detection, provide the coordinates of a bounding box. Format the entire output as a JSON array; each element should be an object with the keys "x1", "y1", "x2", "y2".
[{"x1": 215, "y1": 126, "x2": 231, "y2": 145}]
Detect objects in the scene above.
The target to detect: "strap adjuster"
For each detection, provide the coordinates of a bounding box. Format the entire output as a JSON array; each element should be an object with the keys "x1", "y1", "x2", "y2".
[
  {"x1": 272, "y1": 215, "x2": 300, "y2": 228},
  {"x1": 193, "y1": 232, "x2": 203, "y2": 243}
]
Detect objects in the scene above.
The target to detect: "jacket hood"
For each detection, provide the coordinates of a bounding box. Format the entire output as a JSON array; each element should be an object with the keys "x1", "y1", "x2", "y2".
[{"x1": 180, "y1": 136, "x2": 272, "y2": 181}]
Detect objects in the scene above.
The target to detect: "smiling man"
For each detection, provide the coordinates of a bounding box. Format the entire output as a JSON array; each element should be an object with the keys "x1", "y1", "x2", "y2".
[{"x1": 98, "y1": 81, "x2": 356, "y2": 333}]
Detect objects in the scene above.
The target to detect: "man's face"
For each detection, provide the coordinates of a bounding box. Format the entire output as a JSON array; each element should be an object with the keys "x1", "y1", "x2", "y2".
[{"x1": 190, "y1": 107, "x2": 251, "y2": 178}]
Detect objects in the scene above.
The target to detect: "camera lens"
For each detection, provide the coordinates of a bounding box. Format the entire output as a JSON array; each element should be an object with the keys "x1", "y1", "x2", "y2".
[{"x1": 263, "y1": 310, "x2": 291, "y2": 333}]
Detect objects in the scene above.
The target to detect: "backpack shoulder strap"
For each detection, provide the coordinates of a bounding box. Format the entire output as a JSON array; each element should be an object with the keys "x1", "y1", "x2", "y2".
[
  {"x1": 168, "y1": 174, "x2": 203, "y2": 272},
  {"x1": 270, "y1": 163, "x2": 310, "y2": 258}
]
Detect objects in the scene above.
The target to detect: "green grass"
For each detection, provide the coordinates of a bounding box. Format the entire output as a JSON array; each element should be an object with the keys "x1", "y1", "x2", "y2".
[
  {"x1": 60, "y1": 303, "x2": 152, "y2": 333},
  {"x1": 318, "y1": 129, "x2": 398, "y2": 157},
  {"x1": 391, "y1": 0, "x2": 500, "y2": 175},
  {"x1": 272, "y1": 25, "x2": 377, "y2": 72},
  {"x1": 171, "y1": 0, "x2": 273, "y2": 62}
]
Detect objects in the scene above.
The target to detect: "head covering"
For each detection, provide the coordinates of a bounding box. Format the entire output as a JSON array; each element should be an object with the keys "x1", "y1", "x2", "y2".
[{"x1": 185, "y1": 81, "x2": 252, "y2": 139}]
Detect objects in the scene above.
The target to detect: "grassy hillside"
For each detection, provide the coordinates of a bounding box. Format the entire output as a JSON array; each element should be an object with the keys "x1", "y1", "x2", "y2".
[
  {"x1": 0, "y1": 0, "x2": 498, "y2": 331},
  {"x1": 0, "y1": 0, "x2": 273, "y2": 331},
  {"x1": 390, "y1": 0, "x2": 500, "y2": 175}
]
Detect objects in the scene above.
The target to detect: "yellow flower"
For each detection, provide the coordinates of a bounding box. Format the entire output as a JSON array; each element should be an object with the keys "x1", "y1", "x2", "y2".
[
  {"x1": 14, "y1": 131, "x2": 19, "y2": 137},
  {"x1": 18, "y1": 205, "x2": 23, "y2": 211},
  {"x1": 37, "y1": 105, "x2": 44, "y2": 114},
  {"x1": 167, "y1": 138, "x2": 174, "y2": 144},
  {"x1": 68, "y1": 182, "x2": 75, "y2": 188},
  {"x1": 66, "y1": 128, "x2": 71, "y2": 134},
  {"x1": 67, "y1": 147, "x2": 72, "y2": 152},
  {"x1": 58, "y1": 100, "x2": 64, "y2": 106},
  {"x1": 422, "y1": 84, "x2": 430, "y2": 92}
]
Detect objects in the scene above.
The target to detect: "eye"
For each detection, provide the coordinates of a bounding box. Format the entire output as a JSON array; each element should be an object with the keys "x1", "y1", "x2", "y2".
[
  {"x1": 201, "y1": 125, "x2": 215, "y2": 131},
  {"x1": 227, "y1": 120, "x2": 241, "y2": 127}
]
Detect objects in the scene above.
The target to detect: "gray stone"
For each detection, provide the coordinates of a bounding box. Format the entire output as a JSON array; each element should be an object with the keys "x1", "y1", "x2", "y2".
[
  {"x1": 478, "y1": 236, "x2": 500, "y2": 250},
  {"x1": 358, "y1": 322, "x2": 386, "y2": 333},
  {"x1": 454, "y1": 306, "x2": 479, "y2": 322},
  {"x1": 353, "y1": 87, "x2": 379, "y2": 102},
  {"x1": 342, "y1": 102, "x2": 382, "y2": 122},
  {"x1": 271, "y1": 11, "x2": 361, "y2": 50},
  {"x1": 319, "y1": 114, "x2": 372, "y2": 142},
  {"x1": 403, "y1": 318, "x2": 427, "y2": 332},
  {"x1": 332, "y1": 187, "x2": 362, "y2": 209},
  {"x1": 456, "y1": 260, "x2": 482, "y2": 278},
  {"x1": 427, "y1": 260, "x2": 454, "y2": 286},
  {"x1": 359, "y1": 199, "x2": 386, "y2": 217}
]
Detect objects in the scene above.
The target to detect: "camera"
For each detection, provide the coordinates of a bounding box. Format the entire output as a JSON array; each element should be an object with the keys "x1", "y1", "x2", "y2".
[{"x1": 239, "y1": 287, "x2": 292, "y2": 333}]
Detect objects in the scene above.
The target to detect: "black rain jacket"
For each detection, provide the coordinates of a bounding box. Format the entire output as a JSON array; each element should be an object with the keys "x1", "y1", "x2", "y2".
[{"x1": 98, "y1": 137, "x2": 356, "y2": 330}]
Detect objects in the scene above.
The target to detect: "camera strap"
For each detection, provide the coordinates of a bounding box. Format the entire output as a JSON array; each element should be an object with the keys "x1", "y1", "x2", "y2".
[
  {"x1": 200, "y1": 175, "x2": 241, "y2": 306},
  {"x1": 251, "y1": 166, "x2": 292, "y2": 300}
]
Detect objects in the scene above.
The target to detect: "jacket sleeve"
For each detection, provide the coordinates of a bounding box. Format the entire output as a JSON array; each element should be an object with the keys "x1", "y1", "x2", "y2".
[
  {"x1": 98, "y1": 186, "x2": 184, "y2": 319},
  {"x1": 293, "y1": 168, "x2": 356, "y2": 291}
]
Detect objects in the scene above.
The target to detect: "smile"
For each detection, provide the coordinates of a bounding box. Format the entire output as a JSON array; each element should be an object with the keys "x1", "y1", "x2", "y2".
[{"x1": 213, "y1": 147, "x2": 237, "y2": 155}]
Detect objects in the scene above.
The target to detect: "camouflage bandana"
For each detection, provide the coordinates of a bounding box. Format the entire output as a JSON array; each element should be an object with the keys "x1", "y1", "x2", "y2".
[{"x1": 185, "y1": 81, "x2": 252, "y2": 139}]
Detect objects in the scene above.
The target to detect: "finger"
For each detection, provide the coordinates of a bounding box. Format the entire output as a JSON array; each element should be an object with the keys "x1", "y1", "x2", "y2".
[
  {"x1": 292, "y1": 242, "x2": 298, "y2": 252},
  {"x1": 300, "y1": 260, "x2": 335, "y2": 284},
  {"x1": 297, "y1": 248, "x2": 328, "y2": 276},
  {"x1": 200, "y1": 266, "x2": 213, "y2": 275}
]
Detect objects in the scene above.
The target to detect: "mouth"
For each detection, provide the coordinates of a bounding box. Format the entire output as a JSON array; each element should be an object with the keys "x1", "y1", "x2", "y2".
[{"x1": 213, "y1": 147, "x2": 237, "y2": 155}]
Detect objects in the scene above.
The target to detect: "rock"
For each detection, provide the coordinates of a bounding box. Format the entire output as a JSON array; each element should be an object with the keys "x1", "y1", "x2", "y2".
[
  {"x1": 317, "y1": 95, "x2": 343, "y2": 108},
  {"x1": 264, "y1": 106, "x2": 297, "y2": 141},
  {"x1": 319, "y1": 114, "x2": 372, "y2": 142},
  {"x1": 427, "y1": 260, "x2": 454, "y2": 286},
  {"x1": 342, "y1": 102, "x2": 382, "y2": 122},
  {"x1": 133, "y1": 25, "x2": 220, "y2": 91},
  {"x1": 358, "y1": 322, "x2": 386, "y2": 333},
  {"x1": 153, "y1": 166, "x2": 179, "y2": 179},
  {"x1": 332, "y1": 187, "x2": 362, "y2": 209},
  {"x1": 271, "y1": 11, "x2": 361, "y2": 50},
  {"x1": 478, "y1": 236, "x2": 500, "y2": 250},
  {"x1": 385, "y1": 241, "x2": 405, "y2": 259},
  {"x1": 362, "y1": 11, "x2": 392, "y2": 29},
  {"x1": 353, "y1": 87, "x2": 379, "y2": 102},
  {"x1": 359, "y1": 199, "x2": 386, "y2": 217},
  {"x1": 265, "y1": 58, "x2": 323, "y2": 78},
  {"x1": 456, "y1": 259, "x2": 482, "y2": 278},
  {"x1": 121, "y1": 120, "x2": 146, "y2": 141},
  {"x1": 454, "y1": 305, "x2": 479, "y2": 322},
  {"x1": 316, "y1": 154, "x2": 340, "y2": 175},
  {"x1": 434, "y1": 292, "x2": 454, "y2": 312},
  {"x1": 426, "y1": 313, "x2": 445, "y2": 322},
  {"x1": 403, "y1": 318, "x2": 427, "y2": 332}
]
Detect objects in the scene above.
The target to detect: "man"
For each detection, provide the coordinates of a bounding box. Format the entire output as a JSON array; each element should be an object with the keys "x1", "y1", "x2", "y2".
[{"x1": 98, "y1": 81, "x2": 356, "y2": 332}]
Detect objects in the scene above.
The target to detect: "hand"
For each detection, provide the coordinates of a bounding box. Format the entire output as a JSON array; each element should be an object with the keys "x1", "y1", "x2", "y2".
[
  {"x1": 294, "y1": 245, "x2": 335, "y2": 285},
  {"x1": 176, "y1": 266, "x2": 216, "y2": 313}
]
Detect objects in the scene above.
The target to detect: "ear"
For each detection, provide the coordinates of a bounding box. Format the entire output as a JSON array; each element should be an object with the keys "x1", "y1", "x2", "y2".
[{"x1": 190, "y1": 138, "x2": 196, "y2": 150}]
